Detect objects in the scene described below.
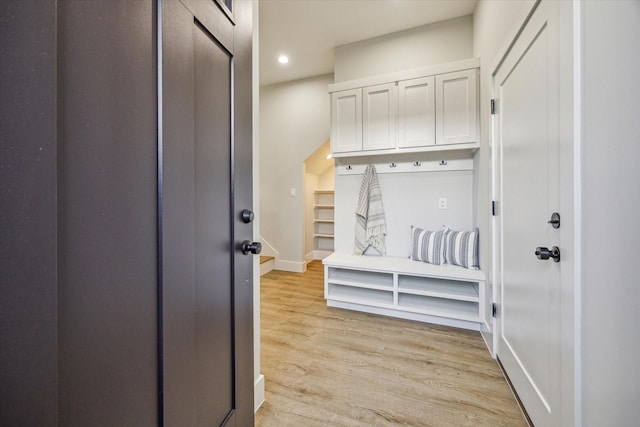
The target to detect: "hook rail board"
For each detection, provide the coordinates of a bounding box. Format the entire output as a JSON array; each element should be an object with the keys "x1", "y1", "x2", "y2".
[{"x1": 337, "y1": 159, "x2": 473, "y2": 175}]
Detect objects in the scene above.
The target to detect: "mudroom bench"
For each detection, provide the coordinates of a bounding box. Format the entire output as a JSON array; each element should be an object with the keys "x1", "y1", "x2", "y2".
[{"x1": 322, "y1": 253, "x2": 486, "y2": 331}]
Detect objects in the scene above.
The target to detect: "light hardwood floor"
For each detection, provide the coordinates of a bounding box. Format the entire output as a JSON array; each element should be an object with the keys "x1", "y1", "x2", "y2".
[{"x1": 256, "y1": 261, "x2": 526, "y2": 427}]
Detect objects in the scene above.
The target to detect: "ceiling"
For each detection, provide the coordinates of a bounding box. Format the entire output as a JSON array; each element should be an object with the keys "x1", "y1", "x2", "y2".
[{"x1": 258, "y1": 0, "x2": 477, "y2": 87}]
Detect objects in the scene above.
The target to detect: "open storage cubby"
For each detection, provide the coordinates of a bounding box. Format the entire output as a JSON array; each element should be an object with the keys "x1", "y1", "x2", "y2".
[
  {"x1": 397, "y1": 275, "x2": 479, "y2": 302},
  {"x1": 327, "y1": 284, "x2": 394, "y2": 306},
  {"x1": 328, "y1": 268, "x2": 393, "y2": 289},
  {"x1": 397, "y1": 294, "x2": 478, "y2": 320},
  {"x1": 323, "y1": 253, "x2": 486, "y2": 331},
  {"x1": 313, "y1": 190, "x2": 335, "y2": 255}
]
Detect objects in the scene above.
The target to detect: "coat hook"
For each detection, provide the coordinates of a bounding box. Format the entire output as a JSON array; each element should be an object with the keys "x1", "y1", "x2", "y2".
[
  {"x1": 413, "y1": 161, "x2": 421, "y2": 167},
  {"x1": 346, "y1": 165, "x2": 352, "y2": 171},
  {"x1": 439, "y1": 160, "x2": 448, "y2": 166},
  {"x1": 390, "y1": 162, "x2": 397, "y2": 168}
]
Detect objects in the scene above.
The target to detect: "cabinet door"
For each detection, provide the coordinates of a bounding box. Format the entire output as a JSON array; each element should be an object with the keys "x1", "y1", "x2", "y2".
[
  {"x1": 398, "y1": 76, "x2": 435, "y2": 148},
  {"x1": 436, "y1": 69, "x2": 478, "y2": 145},
  {"x1": 331, "y1": 88, "x2": 362, "y2": 153},
  {"x1": 363, "y1": 83, "x2": 397, "y2": 151}
]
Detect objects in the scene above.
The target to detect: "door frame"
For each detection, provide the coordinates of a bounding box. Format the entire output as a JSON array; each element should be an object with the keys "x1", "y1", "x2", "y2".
[{"x1": 489, "y1": 0, "x2": 578, "y2": 425}]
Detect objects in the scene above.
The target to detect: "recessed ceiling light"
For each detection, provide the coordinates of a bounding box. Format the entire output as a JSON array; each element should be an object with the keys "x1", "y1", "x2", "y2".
[{"x1": 278, "y1": 55, "x2": 289, "y2": 64}]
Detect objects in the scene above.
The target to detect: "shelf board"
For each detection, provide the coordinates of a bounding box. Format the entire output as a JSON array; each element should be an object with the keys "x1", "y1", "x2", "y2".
[
  {"x1": 323, "y1": 253, "x2": 485, "y2": 282},
  {"x1": 327, "y1": 267, "x2": 393, "y2": 288},
  {"x1": 314, "y1": 190, "x2": 335, "y2": 194},
  {"x1": 397, "y1": 294, "x2": 479, "y2": 322},
  {"x1": 314, "y1": 234, "x2": 334, "y2": 239},
  {"x1": 398, "y1": 276, "x2": 479, "y2": 302},
  {"x1": 327, "y1": 284, "x2": 394, "y2": 306},
  {"x1": 313, "y1": 204, "x2": 334, "y2": 209},
  {"x1": 313, "y1": 219, "x2": 335, "y2": 223},
  {"x1": 327, "y1": 279, "x2": 391, "y2": 292}
]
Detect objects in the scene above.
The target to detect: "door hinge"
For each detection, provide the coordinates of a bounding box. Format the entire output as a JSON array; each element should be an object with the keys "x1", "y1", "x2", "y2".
[
  {"x1": 492, "y1": 303, "x2": 498, "y2": 318},
  {"x1": 492, "y1": 200, "x2": 497, "y2": 216},
  {"x1": 491, "y1": 99, "x2": 496, "y2": 115}
]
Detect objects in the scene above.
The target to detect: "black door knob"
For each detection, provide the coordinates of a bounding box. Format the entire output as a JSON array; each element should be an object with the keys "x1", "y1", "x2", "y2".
[
  {"x1": 241, "y1": 209, "x2": 254, "y2": 224},
  {"x1": 547, "y1": 212, "x2": 560, "y2": 229},
  {"x1": 535, "y1": 246, "x2": 560, "y2": 262},
  {"x1": 241, "y1": 240, "x2": 262, "y2": 255}
]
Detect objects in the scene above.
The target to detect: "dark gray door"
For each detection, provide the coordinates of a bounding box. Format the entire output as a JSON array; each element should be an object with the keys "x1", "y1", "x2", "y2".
[
  {"x1": 1, "y1": 1, "x2": 253, "y2": 425},
  {"x1": 3, "y1": 1, "x2": 160, "y2": 425},
  {"x1": 161, "y1": 1, "x2": 254, "y2": 426}
]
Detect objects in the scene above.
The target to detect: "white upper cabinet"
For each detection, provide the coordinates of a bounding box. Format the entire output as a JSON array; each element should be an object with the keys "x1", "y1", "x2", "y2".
[
  {"x1": 329, "y1": 59, "x2": 479, "y2": 157},
  {"x1": 398, "y1": 76, "x2": 436, "y2": 149},
  {"x1": 436, "y1": 69, "x2": 478, "y2": 145},
  {"x1": 363, "y1": 83, "x2": 397, "y2": 151},
  {"x1": 331, "y1": 88, "x2": 362, "y2": 153}
]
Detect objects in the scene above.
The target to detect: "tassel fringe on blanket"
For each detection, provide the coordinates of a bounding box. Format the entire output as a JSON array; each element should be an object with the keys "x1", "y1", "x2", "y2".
[{"x1": 354, "y1": 164, "x2": 387, "y2": 255}]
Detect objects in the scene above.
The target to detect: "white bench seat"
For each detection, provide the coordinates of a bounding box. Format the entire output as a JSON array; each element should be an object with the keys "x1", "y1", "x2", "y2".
[{"x1": 322, "y1": 253, "x2": 487, "y2": 331}]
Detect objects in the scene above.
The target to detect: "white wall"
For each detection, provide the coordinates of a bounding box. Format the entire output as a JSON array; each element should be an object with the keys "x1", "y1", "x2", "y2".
[
  {"x1": 317, "y1": 165, "x2": 334, "y2": 189},
  {"x1": 259, "y1": 74, "x2": 333, "y2": 271},
  {"x1": 472, "y1": 0, "x2": 533, "y2": 355},
  {"x1": 334, "y1": 15, "x2": 473, "y2": 83},
  {"x1": 580, "y1": 1, "x2": 640, "y2": 425},
  {"x1": 334, "y1": 154, "x2": 474, "y2": 257}
]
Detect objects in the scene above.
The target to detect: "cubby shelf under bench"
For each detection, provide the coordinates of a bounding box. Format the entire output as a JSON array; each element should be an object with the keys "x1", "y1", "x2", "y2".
[{"x1": 322, "y1": 253, "x2": 486, "y2": 331}]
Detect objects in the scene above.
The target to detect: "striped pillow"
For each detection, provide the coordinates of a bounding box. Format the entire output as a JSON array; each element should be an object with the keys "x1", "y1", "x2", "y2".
[
  {"x1": 444, "y1": 228, "x2": 480, "y2": 269},
  {"x1": 409, "y1": 226, "x2": 447, "y2": 265}
]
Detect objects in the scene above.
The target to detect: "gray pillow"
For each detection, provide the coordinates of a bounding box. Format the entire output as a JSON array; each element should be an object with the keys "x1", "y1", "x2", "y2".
[
  {"x1": 409, "y1": 226, "x2": 447, "y2": 265},
  {"x1": 444, "y1": 228, "x2": 480, "y2": 269}
]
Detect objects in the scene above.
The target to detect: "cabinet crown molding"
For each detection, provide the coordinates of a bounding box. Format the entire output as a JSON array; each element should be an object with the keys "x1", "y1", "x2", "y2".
[{"x1": 328, "y1": 57, "x2": 480, "y2": 93}]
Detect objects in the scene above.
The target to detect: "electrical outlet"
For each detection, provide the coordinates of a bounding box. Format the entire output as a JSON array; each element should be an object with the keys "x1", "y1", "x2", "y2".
[{"x1": 439, "y1": 197, "x2": 448, "y2": 209}]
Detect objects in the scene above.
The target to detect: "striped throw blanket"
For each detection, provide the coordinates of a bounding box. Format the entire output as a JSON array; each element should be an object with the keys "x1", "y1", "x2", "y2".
[{"x1": 354, "y1": 164, "x2": 386, "y2": 255}]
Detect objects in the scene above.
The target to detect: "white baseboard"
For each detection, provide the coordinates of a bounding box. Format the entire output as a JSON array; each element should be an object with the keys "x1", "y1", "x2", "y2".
[
  {"x1": 275, "y1": 259, "x2": 307, "y2": 273},
  {"x1": 306, "y1": 250, "x2": 332, "y2": 261},
  {"x1": 305, "y1": 251, "x2": 314, "y2": 262},
  {"x1": 254, "y1": 373, "x2": 265, "y2": 412},
  {"x1": 481, "y1": 327, "x2": 495, "y2": 358},
  {"x1": 312, "y1": 250, "x2": 333, "y2": 260}
]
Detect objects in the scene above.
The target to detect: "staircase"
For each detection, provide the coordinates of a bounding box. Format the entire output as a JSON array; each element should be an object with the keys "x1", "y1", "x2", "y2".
[{"x1": 260, "y1": 255, "x2": 275, "y2": 276}]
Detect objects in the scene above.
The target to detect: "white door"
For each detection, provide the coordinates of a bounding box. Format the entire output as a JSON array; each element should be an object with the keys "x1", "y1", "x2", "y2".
[
  {"x1": 494, "y1": 1, "x2": 563, "y2": 426},
  {"x1": 398, "y1": 76, "x2": 435, "y2": 148},
  {"x1": 363, "y1": 83, "x2": 397, "y2": 151},
  {"x1": 435, "y1": 69, "x2": 477, "y2": 145},
  {"x1": 331, "y1": 88, "x2": 362, "y2": 153}
]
